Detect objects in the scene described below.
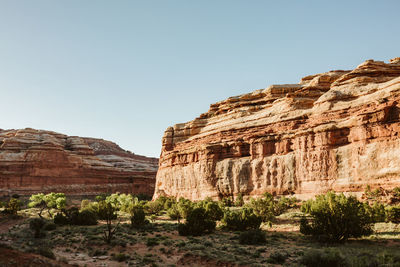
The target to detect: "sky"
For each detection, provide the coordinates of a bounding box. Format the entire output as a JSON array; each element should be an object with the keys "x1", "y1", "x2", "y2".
[{"x1": 0, "y1": 0, "x2": 399, "y2": 157}]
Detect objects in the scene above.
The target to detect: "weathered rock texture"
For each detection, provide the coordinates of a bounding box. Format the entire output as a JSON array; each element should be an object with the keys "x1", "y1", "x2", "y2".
[
  {"x1": 0, "y1": 128, "x2": 158, "y2": 197},
  {"x1": 155, "y1": 58, "x2": 400, "y2": 200}
]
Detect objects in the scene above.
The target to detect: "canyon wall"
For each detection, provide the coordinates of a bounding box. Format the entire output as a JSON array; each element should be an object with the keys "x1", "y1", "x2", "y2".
[
  {"x1": 0, "y1": 128, "x2": 158, "y2": 197},
  {"x1": 155, "y1": 58, "x2": 400, "y2": 200}
]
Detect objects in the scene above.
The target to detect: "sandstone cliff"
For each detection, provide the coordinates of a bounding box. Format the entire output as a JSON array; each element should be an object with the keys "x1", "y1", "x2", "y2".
[
  {"x1": 0, "y1": 128, "x2": 158, "y2": 197},
  {"x1": 154, "y1": 58, "x2": 400, "y2": 200}
]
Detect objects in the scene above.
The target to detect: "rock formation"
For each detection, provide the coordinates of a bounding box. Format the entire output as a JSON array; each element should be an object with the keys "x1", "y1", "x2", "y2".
[
  {"x1": 154, "y1": 58, "x2": 400, "y2": 200},
  {"x1": 0, "y1": 128, "x2": 158, "y2": 197}
]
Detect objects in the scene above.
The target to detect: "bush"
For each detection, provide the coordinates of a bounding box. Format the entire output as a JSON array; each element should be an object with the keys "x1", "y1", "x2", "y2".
[
  {"x1": 167, "y1": 204, "x2": 182, "y2": 222},
  {"x1": 238, "y1": 229, "x2": 266, "y2": 245},
  {"x1": 300, "y1": 192, "x2": 373, "y2": 242},
  {"x1": 235, "y1": 193, "x2": 244, "y2": 207},
  {"x1": 29, "y1": 218, "x2": 46, "y2": 238},
  {"x1": 386, "y1": 205, "x2": 400, "y2": 223},
  {"x1": 144, "y1": 200, "x2": 164, "y2": 215},
  {"x1": 71, "y1": 209, "x2": 98, "y2": 225},
  {"x1": 98, "y1": 200, "x2": 118, "y2": 220},
  {"x1": 365, "y1": 202, "x2": 386, "y2": 223},
  {"x1": 221, "y1": 208, "x2": 262, "y2": 231},
  {"x1": 246, "y1": 193, "x2": 275, "y2": 223},
  {"x1": 267, "y1": 251, "x2": 288, "y2": 264},
  {"x1": 300, "y1": 248, "x2": 346, "y2": 267},
  {"x1": 178, "y1": 207, "x2": 216, "y2": 236},
  {"x1": 3, "y1": 197, "x2": 22, "y2": 215},
  {"x1": 196, "y1": 199, "x2": 224, "y2": 221},
  {"x1": 131, "y1": 205, "x2": 149, "y2": 228},
  {"x1": 53, "y1": 208, "x2": 97, "y2": 226},
  {"x1": 54, "y1": 212, "x2": 69, "y2": 225}
]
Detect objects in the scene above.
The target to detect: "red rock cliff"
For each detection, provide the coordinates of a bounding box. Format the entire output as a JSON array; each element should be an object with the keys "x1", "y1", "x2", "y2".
[
  {"x1": 154, "y1": 58, "x2": 400, "y2": 200},
  {"x1": 0, "y1": 128, "x2": 158, "y2": 197}
]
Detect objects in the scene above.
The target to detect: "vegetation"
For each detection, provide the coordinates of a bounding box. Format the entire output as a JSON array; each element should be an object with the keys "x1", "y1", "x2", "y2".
[
  {"x1": 300, "y1": 191, "x2": 373, "y2": 242},
  {"x1": 2, "y1": 188, "x2": 400, "y2": 266},
  {"x1": 238, "y1": 229, "x2": 266, "y2": 245},
  {"x1": 28, "y1": 193, "x2": 66, "y2": 218},
  {"x1": 29, "y1": 218, "x2": 46, "y2": 238},
  {"x1": 2, "y1": 195, "x2": 22, "y2": 215},
  {"x1": 386, "y1": 205, "x2": 400, "y2": 223},
  {"x1": 221, "y1": 208, "x2": 262, "y2": 231},
  {"x1": 178, "y1": 207, "x2": 216, "y2": 236},
  {"x1": 130, "y1": 205, "x2": 149, "y2": 228}
]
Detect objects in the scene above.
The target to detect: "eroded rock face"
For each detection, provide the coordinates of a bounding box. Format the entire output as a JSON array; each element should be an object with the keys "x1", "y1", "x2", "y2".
[
  {"x1": 0, "y1": 128, "x2": 158, "y2": 196},
  {"x1": 155, "y1": 58, "x2": 400, "y2": 200}
]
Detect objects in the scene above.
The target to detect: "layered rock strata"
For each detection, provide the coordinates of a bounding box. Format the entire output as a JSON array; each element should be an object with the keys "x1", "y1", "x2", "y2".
[
  {"x1": 155, "y1": 58, "x2": 400, "y2": 200},
  {"x1": 0, "y1": 128, "x2": 158, "y2": 196}
]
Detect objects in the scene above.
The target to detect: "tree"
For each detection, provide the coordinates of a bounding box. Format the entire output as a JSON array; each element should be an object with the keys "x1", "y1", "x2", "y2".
[
  {"x1": 100, "y1": 201, "x2": 119, "y2": 244},
  {"x1": 28, "y1": 193, "x2": 66, "y2": 218},
  {"x1": 300, "y1": 191, "x2": 373, "y2": 242}
]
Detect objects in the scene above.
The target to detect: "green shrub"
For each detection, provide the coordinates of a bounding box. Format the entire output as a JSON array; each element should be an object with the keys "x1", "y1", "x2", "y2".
[
  {"x1": 267, "y1": 251, "x2": 288, "y2": 264},
  {"x1": 53, "y1": 208, "x2": 97, "y2": 226},
  {"x1": 246, "y1": 193, "x2": 275, "y2": 223},
  {"x1": 221, "y1": 208, "x2": 262, "y2": 231},
  {"x1": 71, "y1": 209, "x2": 98, "y2": 225},
  {"x1": 98, "y1": 200, "x2": 118, "y2": 220},
  {"x1": 178, "y1": 207, "x2": 216, "y2": 236},
  {"x1": 385, "y1": 205, "x2": 400, "y2": 223},
  {"x1": 220, "y1": 197, "x2": 233, "y2": 207},
  {"x1": 131, "y1": 205, "x2": 149, "y2": 228},
  {"x1": 167, "y1": 204, "x2": 182, "y2": 222},
  {"x1": 274, "y1": 196, "x2": 297, "y2": 215},
  {"x1": 3, "y1": 197, "x2": 22, "y2": 215},
  {"x1": 365, "y1": 202, "x2": 386, "y2": 223},
  {"x1": 29, "y1": 218, "x2": 46, "y2": 238},
  {"x1": 54, "y1": 212, "x2": 69, "y2": 225},
  {"x1": 235, "y1": 193, "x2": 244, "y2": 207},
  {"x1": 300, "y1": 192, "x2": 373, "y2": 242},
  {"x1": 144, "y1": 200, "x2": 164, "y2": 215},
  {"x1": 177, "y1": 198, "x2": 194, "y2": 218},
  {"x1": 196, "y1": 199, "x2": 224, "y2": 221},
  {"x1": 300, "y1": 248, "x2": 346, "y2": 267},
  {"x1": 238, "y1": 229, "x2": 266, "y2": 245}
]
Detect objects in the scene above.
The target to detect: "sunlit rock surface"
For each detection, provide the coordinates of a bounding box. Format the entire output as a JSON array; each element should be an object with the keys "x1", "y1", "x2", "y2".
[
  {"x1": 155, "y1": 58, "x2": 400, "y2": 200},
  {"x1": 0, "y1": 128, "x2": 158, "y2": 196}
]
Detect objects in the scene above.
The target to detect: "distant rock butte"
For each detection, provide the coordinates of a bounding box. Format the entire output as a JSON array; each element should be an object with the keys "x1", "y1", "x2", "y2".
[
  {"x1": 0, "y1": 128, "x2": 158, "y2": 196},
  {"x1": 154, "y1": 58, "x2": 400, "y2": 201}
]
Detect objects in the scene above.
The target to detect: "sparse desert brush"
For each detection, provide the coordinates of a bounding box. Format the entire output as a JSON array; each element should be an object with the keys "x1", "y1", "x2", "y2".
[
  {"x1": 221, "y1": 208, "x2": 262, "y2": 231},
  {"x1": 386, "y1": 205, "x2": 400, "y2": 223},
  {"x1": 300, "y1": 191, "x2": 373, "y2": 242},
  {"x1": 238, "y1": 229, "x2": 266, "y2": 245},
  {"x1": 130, "y1": 205, "x2": 149, "y2": 228},
  {"x1": 178, "y1": 207, "x2": 216, "y2": 236}
]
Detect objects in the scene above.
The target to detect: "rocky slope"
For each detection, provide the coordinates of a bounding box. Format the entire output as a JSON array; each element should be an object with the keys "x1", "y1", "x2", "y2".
[
  {"x1": 154, "y1": 58, "x2": 400, "y2": 200},
  {"x1": 0, "y1": 128, "x2": 158, "y2": 197}
]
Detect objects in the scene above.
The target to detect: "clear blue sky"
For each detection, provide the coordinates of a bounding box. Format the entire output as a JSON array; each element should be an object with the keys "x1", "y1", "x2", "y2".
[{"x1": 0, "y1": 1, "x2": 399, "y2": 157}]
